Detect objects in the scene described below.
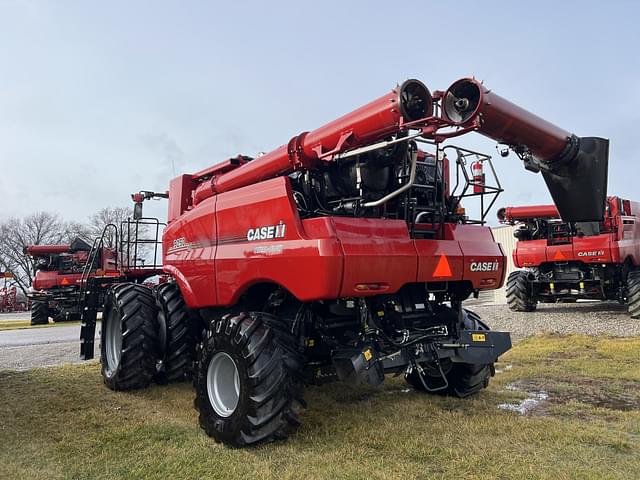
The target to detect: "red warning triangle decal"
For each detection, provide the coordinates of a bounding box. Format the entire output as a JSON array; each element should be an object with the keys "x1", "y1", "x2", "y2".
[
  {"x1": 60, "y1": 277, "x2": 70, "y2": 285},
  {"x1": 553, "y1": 250, "x2": 567, "y2": 261},
  {"x1": 433, "y1": 254, "x2": 452, "y2": 278}
]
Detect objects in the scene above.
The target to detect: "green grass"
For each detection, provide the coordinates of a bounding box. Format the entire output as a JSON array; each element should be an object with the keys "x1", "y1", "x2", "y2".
[
  {"x1": 1, "y1": 334, "x2": 638, "y2": 480},
  {"x1": 0, "y1": 320, "x2": 81, "y2": 331}
]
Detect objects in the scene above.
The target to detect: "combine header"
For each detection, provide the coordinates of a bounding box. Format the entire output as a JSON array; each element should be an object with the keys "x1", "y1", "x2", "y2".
[
  {"x1": 499, "y1": 196, "x2": 640, "y2": 315},
  {"x1": 72, "y1": 77, "x2": 608, "y2": 446}
]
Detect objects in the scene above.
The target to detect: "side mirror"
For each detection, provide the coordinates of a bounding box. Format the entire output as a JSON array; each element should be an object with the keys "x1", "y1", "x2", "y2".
[{"x1": 133, "y1": 202, "x2": 143, "y2": 220}]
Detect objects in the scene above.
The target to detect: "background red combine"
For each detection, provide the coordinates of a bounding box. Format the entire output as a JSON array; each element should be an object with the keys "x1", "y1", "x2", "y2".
[
  {"x1": 499, "y1": 196, "x2": 640, "y2": 316},
  {"x1": 58, "y1": 76, "x2": 610, "y2": 447},
  {"x1": 24, "y1": 223, "x2": 165, "y2": 325},
  {"x1": 0, "y1": 272, "x2": 27, "y2": 313},
  {"x1": 24, "y1": 239, "x2": 94, "y2": 324}
]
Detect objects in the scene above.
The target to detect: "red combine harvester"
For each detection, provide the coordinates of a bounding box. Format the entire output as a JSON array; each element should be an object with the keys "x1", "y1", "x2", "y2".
[
  {"x1": 74, "y1": 77, "x2": 608, "y2": 446},
  {"x1": 499, "y1": 196, "x2": 640, "y2": 316},
  {"x1": 25, "y1": 230, "x2": 164, "y2": 325},
  {"x1": 0, "y1": 281, "x2": 27, "y2": 313},
  {"x1": 25, "y1": 238, "x2": 95, "y2": 324}
]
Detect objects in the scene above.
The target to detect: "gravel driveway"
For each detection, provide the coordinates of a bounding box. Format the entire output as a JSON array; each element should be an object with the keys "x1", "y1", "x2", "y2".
[
  {"x1": 1, "y1": 301, "x2": 639, "y2": 371},
  {"x1": 471, "y1": 301, "x2": 640, "y2": 340},
  {"x1": 0, "y1": 322, "x2": 100, "y2": 370}
]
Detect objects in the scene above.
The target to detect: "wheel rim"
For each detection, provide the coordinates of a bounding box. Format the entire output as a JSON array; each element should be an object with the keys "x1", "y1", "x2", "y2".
[
  {"x1": 105, "y1": 308, "x2": 123, "y2": 375},
  {"x1": 206, "y1": 352, "x2": 240, "y2": 417}
]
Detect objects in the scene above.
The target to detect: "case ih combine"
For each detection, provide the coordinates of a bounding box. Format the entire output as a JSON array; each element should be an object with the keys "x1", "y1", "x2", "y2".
[
  {"x1": 24, "y1": 237, "x2": 129, "y2": 325},
  {"x1": 71, "y1": 77, "x2": 608, "y2": 447},
  {"x1": 499, "y1": 196, "x2": 640, "y2": 316},
  {"x1": 0, "y1": 284, "x2": 27, "y2": 313}
]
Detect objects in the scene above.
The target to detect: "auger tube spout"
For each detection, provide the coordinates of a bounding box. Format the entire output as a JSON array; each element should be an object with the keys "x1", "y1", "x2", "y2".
[{"x1": 443, "y1": 78, "x2": 608, "y2": 222}]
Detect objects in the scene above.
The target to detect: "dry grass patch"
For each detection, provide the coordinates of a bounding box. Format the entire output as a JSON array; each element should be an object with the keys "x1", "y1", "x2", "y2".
[{"x1": 0, "y1": 334, "x2": 639, "y2": 479}]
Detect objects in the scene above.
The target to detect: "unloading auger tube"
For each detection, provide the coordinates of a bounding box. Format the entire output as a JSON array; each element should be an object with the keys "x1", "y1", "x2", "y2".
[
  {"x1": 443, "y1": 78, "x2": 608, "y2": 222},
  {"x1": 498, "y1": 205, "x2": 560, "y2": 223},
  {"x1": 192, "y1": 79, "x2": 434, "y2": 204},
  {"x1": 188, "y1": 77, "x2": 608, "y2": 224}
]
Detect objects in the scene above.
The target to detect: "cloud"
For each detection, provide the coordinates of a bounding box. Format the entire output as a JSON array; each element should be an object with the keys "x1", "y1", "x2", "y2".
[{"x1": 139, "y1": 132, "x2": 184, "y2": 177}]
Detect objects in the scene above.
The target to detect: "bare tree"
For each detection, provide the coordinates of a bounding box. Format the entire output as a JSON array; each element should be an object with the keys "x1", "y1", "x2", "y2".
[
  {"x1": 0, "y1": 207, "x2": 156, "y2": 297},
  {"x1": 0, "y1": 212, "x2": 75, "y2": 295},
  {"x1": 87, "y1": 207, "x2": 133, "y2": 248},
  {"x1": 88, "y1": 206, "x2": 154, "y2": 267}
]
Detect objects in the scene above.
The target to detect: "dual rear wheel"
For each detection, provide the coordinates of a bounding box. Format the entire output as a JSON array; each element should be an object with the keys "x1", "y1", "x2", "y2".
[{"x1": 100, "y1": 282, "x2": 195, "y2": 390}]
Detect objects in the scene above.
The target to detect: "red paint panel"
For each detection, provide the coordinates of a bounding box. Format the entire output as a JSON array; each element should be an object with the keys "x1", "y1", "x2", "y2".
[
  {"x1": 33, "y1": 271, "x2": 83, "y2": 290},
  {"x1": 514, "y1": 239, "x2": 547, "y2": 267},
  {"x1": 163, "y1": 196, "x2": 217, "y2": 308},
  {"x1": 415, "y1": 239, "x2": 464, "y2": 282},
  {"x1": 454, "y1": 225, "x2": 505, "y2": 289},
  {"x1": 332, "y1": 218, "x2": 417, "y2": 297},
  {"x1": 572, "y1": 235, "x2": 613, "y2": 263},
  {"x1": 214, "y1": 177, "x2": 342, "y2": 305},
  {"x1": 545, "y1": 244, "x2": 573, "y2": 263}
]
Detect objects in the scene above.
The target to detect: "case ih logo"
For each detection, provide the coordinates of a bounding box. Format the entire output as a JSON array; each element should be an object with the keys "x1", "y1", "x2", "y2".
[
  {"x1": 577, "y1": 250, "x2": 605, "y2": 257},
  {"x1": 246, "y1": 222, "x2": 286, "y2": 242},
  {"x1": 469, "y1": 260, "x2": 500, "y2": 272}
]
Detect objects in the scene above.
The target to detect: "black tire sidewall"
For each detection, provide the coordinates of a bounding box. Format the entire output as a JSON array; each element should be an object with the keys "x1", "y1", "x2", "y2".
[
  {"x1": 100, "y1": 283, "x2": 158, "y2": 391},
  {"x1": 30, "y1": 301, "x2": 49, "y2": 325},
  {"x1": 101, "y1": 289, "x2": 123, "y2": 388}
]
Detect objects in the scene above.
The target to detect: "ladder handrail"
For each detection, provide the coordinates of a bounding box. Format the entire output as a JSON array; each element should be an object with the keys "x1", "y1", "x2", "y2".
[{"x1": 79, "y1": 223, "x2": 118, "y2": 300}]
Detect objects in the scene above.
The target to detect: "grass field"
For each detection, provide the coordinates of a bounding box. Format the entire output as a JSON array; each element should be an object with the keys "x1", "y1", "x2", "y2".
[{"x1": 1, "y1": 334, "x2": 639, "y2": 480}]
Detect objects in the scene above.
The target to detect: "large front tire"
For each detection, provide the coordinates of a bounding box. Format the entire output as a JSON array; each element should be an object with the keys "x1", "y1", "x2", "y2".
[
  {"x1": 506, "y1": 270, "x2": 536, "y2": 312},
  {"x1": 30, "y1": 301, "x2": 49, "y2": 326},
  {"x1": 101, "y1": 283, "x2": 159, "y2": 391},
  {"x1": 195, "y1": 312, "x2": 304, "y2": 447},
  {"x1": 627, "y1": 271, "x2": 640, "y2": 318},
  {"x1": 405, "y1": 309, "x2": 493, "y2": 398}
]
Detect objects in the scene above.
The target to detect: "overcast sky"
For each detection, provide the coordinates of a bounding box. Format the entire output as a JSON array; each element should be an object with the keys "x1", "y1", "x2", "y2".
[{"x1": 1, "y1": 1, "x2": 639, "y2": 225}]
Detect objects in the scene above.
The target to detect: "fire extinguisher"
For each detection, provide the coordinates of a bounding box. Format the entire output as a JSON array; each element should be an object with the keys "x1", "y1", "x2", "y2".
[{"x1": 471, "y1": 160, "x2": 485, "y2": 194}]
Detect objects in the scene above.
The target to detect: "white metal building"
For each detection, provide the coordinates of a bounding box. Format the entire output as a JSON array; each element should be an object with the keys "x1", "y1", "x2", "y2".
[{"x1": 490, "y1": 225, "x2": 516, "y2": 304}]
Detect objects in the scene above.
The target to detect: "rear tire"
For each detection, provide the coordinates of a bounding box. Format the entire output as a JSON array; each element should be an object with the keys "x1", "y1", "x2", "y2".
[
  {"x1": 627, "y1": 271, "x2": 640, "y2": 318},
  {"x1": 506, "y1": 271, "x2": 536, "y2": 312},
  {"x1": 195, "y1": 311, "x2": 304, "y2": 447},
  {"x1": 154, "y1": 282, "x2": 196, "y2": 383},
  {"x1": 101, "y1": 283, "x2": 159, "y2": 391},
  {"x1": 30, "y1": 301, "x2": 49, "y2": 325},
  {"x1": 405, "y1": 309, "x2": 493, "y2": 398}
]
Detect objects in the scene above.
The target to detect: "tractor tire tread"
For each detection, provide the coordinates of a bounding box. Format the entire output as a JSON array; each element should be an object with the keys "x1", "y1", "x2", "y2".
[
  {"x1": 101, "y1": 283, "x2": 158, "y2": 391},
  {"x1": 30, "y1": 301, "x2": 49, "y2": 326},
  {"x1": 195, "y1": 311, "x2": 304, "y2": 447},
  {"x1": 154, "y1": 282, "x2": 196, "y2": 383},
  {"x1": 506, "y1": 270, "x2": 536, "y2": 312},
  {"x1": 627, "y1": 271, "x2": 640, "y2": 318}
]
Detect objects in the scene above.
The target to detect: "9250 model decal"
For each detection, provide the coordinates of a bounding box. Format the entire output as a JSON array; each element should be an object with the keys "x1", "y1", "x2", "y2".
[
  {"x1": 246, "y1": 222, "x2": 286, "y2": 242},
  {"x1": 469, "y1": 260, "x2": 500, "y2": 272}
]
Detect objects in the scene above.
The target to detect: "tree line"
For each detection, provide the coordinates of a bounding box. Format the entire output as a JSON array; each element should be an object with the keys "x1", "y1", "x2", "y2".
[{"x1": 0, "y1": 207, "x2": 133, "y2": 296}]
